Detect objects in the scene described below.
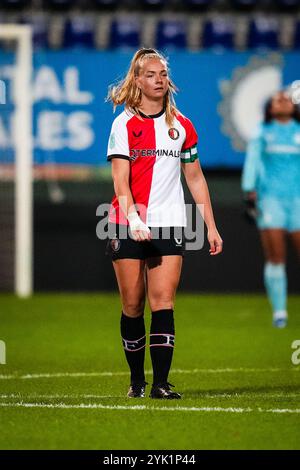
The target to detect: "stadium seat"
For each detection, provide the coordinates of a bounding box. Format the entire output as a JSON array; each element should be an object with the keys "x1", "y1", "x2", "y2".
[
  {"x1": 247, "y1": 17, "x2": 280, "y2": 49},
  {"x1": 276, "y1": 0, "x2": 300, "y2": 11},
  {"x1": 20, "y1": 14, "x2": 49, "y2": 49},
  {"x1": 202, "y1": 17, "x2": 235, "y2": 49},
  {"x1": 230, "y1": 0, "x2": 258, "y2": 9},
  {"x1": 93, "y1": 0, "x2": 121, "y2": 8},
  {"x1": 109, "y1": 17, "x2": 140, "y2": 49},
  {"x1": 63, "y1": 16, "x2": 95, "y2": 48},
  {"x1": 156, "y1": 19, "x2": 187, "y2": 50},
  {"x1": 141, "y1": 0, "x2": 166, "y2": 8},
  {"x1": 183, "y1": 0, "x2": 215, "y2": 10},
  {"x1": 0, "y1": 0, "x2": 31, "y2": 8},
  {"x1": 43, "y1": 0, "x2": 76, "y2": 10}
]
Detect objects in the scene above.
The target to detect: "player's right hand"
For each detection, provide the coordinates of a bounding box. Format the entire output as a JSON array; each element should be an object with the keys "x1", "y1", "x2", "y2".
[{"x1": 127, "y1": 212, "x2": 152, "y2": 242}]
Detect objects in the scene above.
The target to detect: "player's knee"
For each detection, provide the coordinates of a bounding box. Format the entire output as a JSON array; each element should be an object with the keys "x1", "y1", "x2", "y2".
[
  {"x1": 122, "y1": 299, "x2": 145, "y2": 318},
  {"x1": 150, "y1": 302, "x2": 174, "y2": 312},
  {"x1": 148, "y1": 293, "x2": 174, "y2": 312}
]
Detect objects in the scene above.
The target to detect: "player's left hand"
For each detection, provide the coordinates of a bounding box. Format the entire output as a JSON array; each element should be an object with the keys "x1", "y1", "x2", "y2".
[{"x1": 207, "y1": 227, "x2": 223, "y2": 256}]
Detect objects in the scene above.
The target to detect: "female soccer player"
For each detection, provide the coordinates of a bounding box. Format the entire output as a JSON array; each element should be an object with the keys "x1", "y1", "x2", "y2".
[
  {"x1": 242, "y1": 90, "x2": 300, "y2": 328},
  {"x1": 105, "y1": 48, "x2": 223, "y2": 399}
]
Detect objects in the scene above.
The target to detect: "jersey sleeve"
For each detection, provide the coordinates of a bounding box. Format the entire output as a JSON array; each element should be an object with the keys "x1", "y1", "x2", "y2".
[
  {"x1": 180, "y1": 117, "x2": 198, "y2": 163},
  {"x1": 241, "y1": 124, "x2": 264, "y2": 192},
  {"x1": 107, "y1": 115, "x2": 130, "y2": 162}
]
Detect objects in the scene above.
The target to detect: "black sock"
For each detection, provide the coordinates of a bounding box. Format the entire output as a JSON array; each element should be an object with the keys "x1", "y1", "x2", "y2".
[
  {"x1": 120, "y1": 312, "x2": 146, "y2": 384},
  {"x1": 150, "y1": 309, "x2": 175, "y2": 386}
]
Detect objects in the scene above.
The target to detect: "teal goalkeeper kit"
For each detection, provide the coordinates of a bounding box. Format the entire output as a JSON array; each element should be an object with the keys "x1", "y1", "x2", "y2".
[{"x1": 242, "y1": 119, "x2": 300, "y2": 231}]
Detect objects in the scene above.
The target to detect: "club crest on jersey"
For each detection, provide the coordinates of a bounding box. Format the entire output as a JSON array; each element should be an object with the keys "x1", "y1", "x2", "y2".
[
  {"x1": 110, "y1": 237, "x2": 121, "y2": 252},
  {"x1": 133, "y1": 130, "x2": 142, "y2": 138},
  {"x1": 168, "y1": 128, "x2": 180, "y2": 140}
]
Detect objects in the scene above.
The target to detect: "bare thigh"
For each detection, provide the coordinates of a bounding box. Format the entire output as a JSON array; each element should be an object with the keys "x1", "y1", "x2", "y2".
[
  {"x1": 145, "y1": 256, "x2": 183, "y2": 312},
  {"x1": 112, "y1": 259, "x2": 146, "y2": 318},
  {"x1": 260, "y1": 229, "x2": 287, "y2": 263},
  {"x1": 289, "y1": 230, "x2": 300, "y2": 261}
]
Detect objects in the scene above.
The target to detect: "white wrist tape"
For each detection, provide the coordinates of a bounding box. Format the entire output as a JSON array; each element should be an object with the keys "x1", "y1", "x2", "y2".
[{"x1": 127, "y1": 212, "x2": 150, "y2": 233}]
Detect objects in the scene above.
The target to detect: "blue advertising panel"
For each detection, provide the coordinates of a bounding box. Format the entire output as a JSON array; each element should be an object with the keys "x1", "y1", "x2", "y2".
[{"x1": 0, "y1": 50, "x2": 299, "y2": 170}]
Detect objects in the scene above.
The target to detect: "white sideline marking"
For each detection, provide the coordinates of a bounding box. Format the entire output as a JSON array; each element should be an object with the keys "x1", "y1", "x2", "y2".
[
  {"x1": 0, "y1": 402, "x2": 300, "y2": 414},
  {"x1": 0, "y1": 371, "x2": 130, "y2": 380},
  {"x1": 0, "y1": 394, "x2": 122, "y2": 399},
  {"x1": 0, "y1": 367, "x2": 299, "y2": 380},
  {"x1": 0, "y1": 392, "x2": 299, "y2": 400},
  {"x1": 202, "y1": 393, "x2": 300, "y2": 399}
]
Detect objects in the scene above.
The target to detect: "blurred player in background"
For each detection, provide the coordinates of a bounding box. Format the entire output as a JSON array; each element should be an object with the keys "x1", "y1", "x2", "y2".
[
  {"x1": 242, "y1": 90, "x2": 300, "y2": 328},
  {"x1": 105, "y1": 48, "x2": 222, "y2": 399}
]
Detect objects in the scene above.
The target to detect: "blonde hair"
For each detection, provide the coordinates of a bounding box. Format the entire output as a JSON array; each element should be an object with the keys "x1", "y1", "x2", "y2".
[{"x1": 106, "y1": 48, "x2": 179, "y2": 127}]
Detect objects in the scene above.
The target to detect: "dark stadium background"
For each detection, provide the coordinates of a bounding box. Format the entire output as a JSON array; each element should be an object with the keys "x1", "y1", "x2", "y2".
[
  {"x1": 0, "y1": 0, "x2": 300, "y2": 293},
  {"x1": 33, "y1": 174, "x2": 299, "y2": 292}
]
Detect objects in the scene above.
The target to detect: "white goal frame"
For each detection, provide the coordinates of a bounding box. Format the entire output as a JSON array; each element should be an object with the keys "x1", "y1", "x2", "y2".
[{"x1": 0, "y1": 25, "x2": 33, "y2": 297}]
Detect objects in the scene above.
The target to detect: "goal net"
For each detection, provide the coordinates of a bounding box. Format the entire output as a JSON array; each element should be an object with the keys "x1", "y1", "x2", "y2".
[{"x1": 0, "y1": 25, "x2": 33, "y2": 297}]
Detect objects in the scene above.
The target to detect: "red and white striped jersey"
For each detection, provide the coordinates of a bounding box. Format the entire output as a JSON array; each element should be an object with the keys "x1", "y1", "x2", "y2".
[{"x1": 107, "y1": 108, "x2": 198, "y2": 227}]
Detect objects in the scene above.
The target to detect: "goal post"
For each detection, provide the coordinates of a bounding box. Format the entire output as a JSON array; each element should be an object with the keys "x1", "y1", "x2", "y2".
[{"x1": 0, "y1": 25, "x2": 33, "y2": 297}]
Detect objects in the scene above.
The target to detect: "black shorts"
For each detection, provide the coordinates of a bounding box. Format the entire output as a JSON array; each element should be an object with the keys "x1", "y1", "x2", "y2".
[{"x1": 105, "y1": 224, "x2": 185, "y2": 260}]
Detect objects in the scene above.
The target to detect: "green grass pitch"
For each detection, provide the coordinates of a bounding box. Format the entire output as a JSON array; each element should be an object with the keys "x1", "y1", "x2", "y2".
[{"x1": 0, "y1": 293, "x2": 299, "y2": 450}]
